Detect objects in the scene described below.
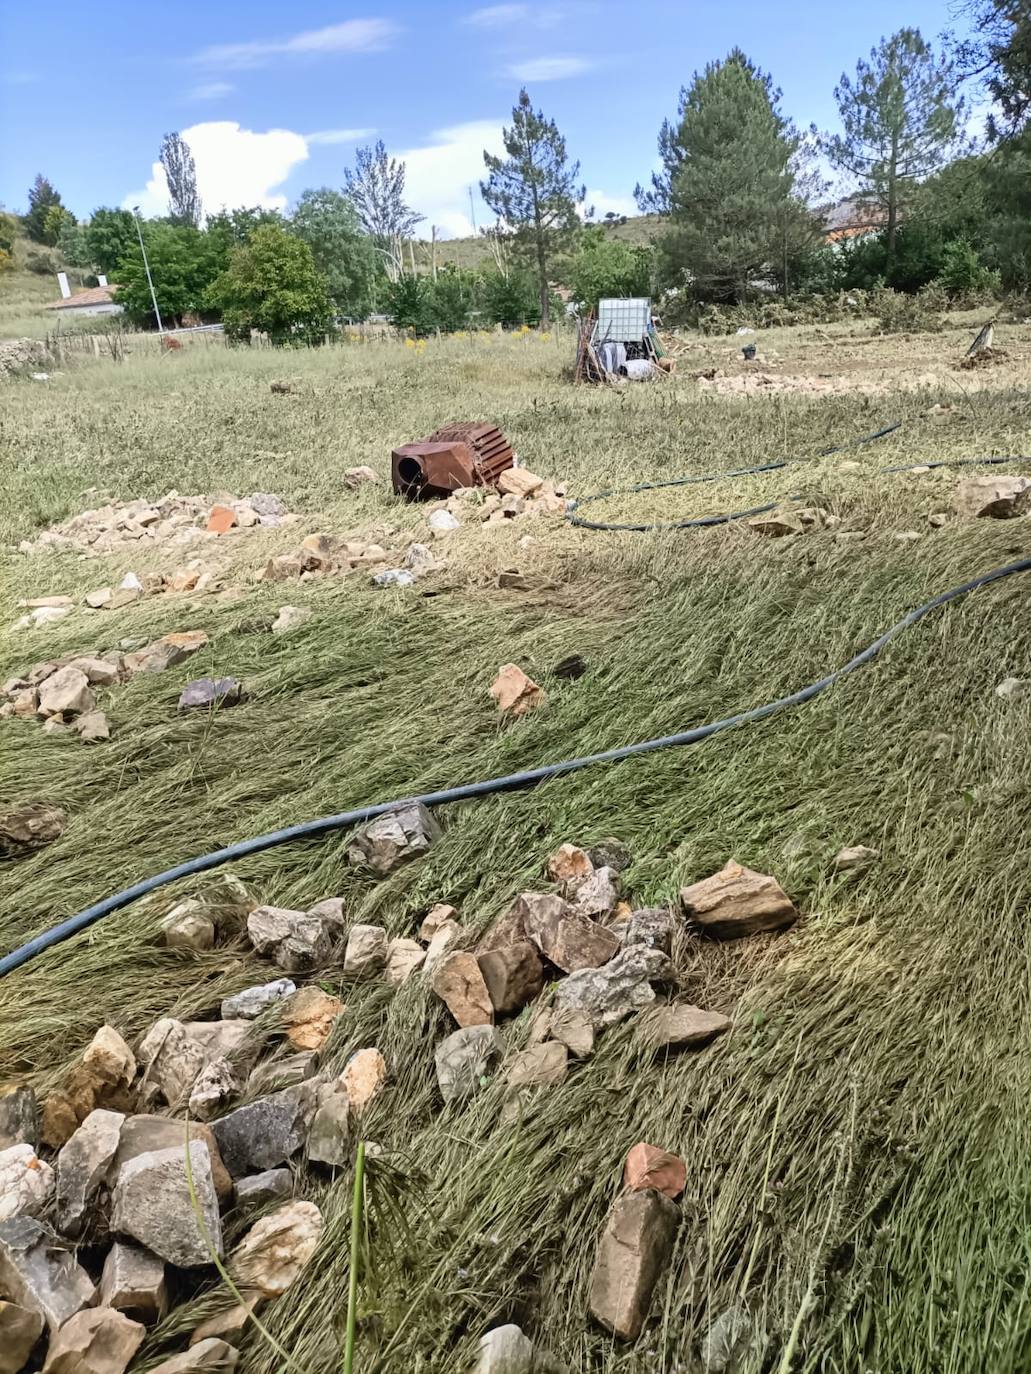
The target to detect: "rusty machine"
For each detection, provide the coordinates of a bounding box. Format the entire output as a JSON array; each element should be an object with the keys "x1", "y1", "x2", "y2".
[{"x1": 391, "y1": 422, "x2": 514, "y2": 499}]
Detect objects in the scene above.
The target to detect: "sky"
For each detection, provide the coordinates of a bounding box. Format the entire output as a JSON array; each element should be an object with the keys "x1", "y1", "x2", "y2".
[{"x1": 0, "y1": 0, "x2": 971, "y2": 239}]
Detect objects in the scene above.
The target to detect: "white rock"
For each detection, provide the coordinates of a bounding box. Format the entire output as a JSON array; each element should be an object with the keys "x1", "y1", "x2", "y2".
[
  {"x1": 230, "y1": 1200, "x2": 322, "y2": 1298},
  {"x1": 475, "y1": 1324, "x2": 534, "y2": 1374},
  {"x1": 0, "y1": 1145, "x2": 55, "y2": 1223},
  {"x1": 220, "y1": 979, "x2": 296, "y2": 1020},
  {"x1": 996, "y1": 676, "x2": 1026, "y2": 700},
  {"x1": 271, "y1": 606, "x2": 312, "y2": 635},
  {"x1": 428, "y1": 510, "x2": 460, "y2": 535}
]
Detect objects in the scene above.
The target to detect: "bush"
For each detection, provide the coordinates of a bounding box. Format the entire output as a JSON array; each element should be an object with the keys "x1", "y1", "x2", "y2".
[
  {"x1": 207, "y1": 223, "x2": 333, "y2": 345},
  {"x1": 932, "y1": 239, "x2": 1001, "y2": 304},
  {"x1": 872, "y1": 286, "x2": 944, "y2": 333},
  {"x1": 385, "y1": 275, "x2": 435, "y2": 335},
  {"x1": 683, "y1": 291, "x2": 873, "y2": 333},
  {"x1": 482, "y1": 270, "x2": 541, "y2": 328},
  {"x1": 25, "y1": 248, "x2": 59, "y2": 275},
  {"x1": 569, "y1": 229, "x2": 652, "y2": 311}
]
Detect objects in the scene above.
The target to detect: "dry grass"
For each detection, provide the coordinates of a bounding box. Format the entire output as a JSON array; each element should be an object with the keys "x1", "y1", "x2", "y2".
[{"x1": 2, "y1": 325, "x2": 1031, "y2": 1373}]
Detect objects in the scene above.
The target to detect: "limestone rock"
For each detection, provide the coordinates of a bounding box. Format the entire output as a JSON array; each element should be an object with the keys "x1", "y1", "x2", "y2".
[
  {"x1": 434, "y1": 1026, "x2": 505, "y2": 1104},
  {"x1": 522, "y1": 896, "x2": 619, "y2": 973},
  {"x1": 343, "y1": 924, "x2": 389, "y2": 978},
  {"x1": 145, "y1": 1339, "x2": 239, "y2": 1374},
  {"x1": 188, "y1": 1059, "x2": 238, "y2": 1122},
  {"x1": 189, "y1": 1300, "x2": 259, "y2": 1348},
  {"x1": 0, "y1": 1217, "x2": 95, "y2": 1334},
  {"x1": 74, "y1": 712, "x2": 110, "y2": 743},
  {"x1": 271, "y1": 605, "x2": 312, "y2": 635},
  {"x1": 247, "y1": 1053, "x2": 316, "y2": 1096},
  {"x1": 123, "y1": 631, "x2": 208, "y2": 676},
  {"x1": 41, "y1": 1025, "x2": 135, "y2": 1150},
  {"x1": 477, "y1": 942, "x2": 544, "y2": 1016},
  {"x1": 282, "y1": 986, "x2": 344, "y2": 1052},
  {"x1": 498, "y1": 468, "x2": 544, "y2": 498},
  {"x1": 432, "y1": 951, "x2": 494, "y2": 1026},
  {"x1": 42, "y1": 1307, "x2": 145, "y2": 1374},
  {"x1": 111, "y1": 1142, "x2": 222, "y2": 1268},
  {"x1": 474, "y1": 1324, "x2": 534, "y2": 1374},
  {"x1": 529, "y1": 1007, "x2": 595, "y2": 1059},
  {"x1": 221, "y1": 978, "x2": 296, "y2": 1020},
  {"x1": 748, "y1": 513, "x2": 802, "y2": 537},
  {"x1": 0, "y1": 1088, "x2": 37, "y2": 1150},
  {"x1": 97, "y1": 1241, "x2": 166, "y2": 1323},
  {"x1": 419, "y1": 903, "x2": 458, "y2": 941},
  {"x1": 621, "y1": 907, "x2": 675, "y2": 955},
  {"x1": 83, "y1": 1027, "x2": 135, "y2": 1090},
  {"x1": 699, "y1": 1306, "x2": 758, "y2": 1373},
  {"x1": 55, "y1": 1109, "x2": 124, "y2": 1236},
  {"x1": 588, "y1": 1191, "x2": 680, "y2": 1341},
  {"x1": 385, "y1": 938, "x2": 426, "y2": 984},
  {"x1": 0, "y1": 804, "x2": 65, "y2": 855},
  {"x1": 307, "y1": 897, "x2": 347, "y2": 933},
  {"x1": 423, "y1": 922, "x2": 462, "y2": 973},
  {"x1": 0, "y1": 1145, "x2": 55, "y2": 1223},
  {"x1": 37, "y1": 668, "x2": 93, "y2": 719},
  {"x1": 340, "y1": 1049, "x2": 387, "y2": 1114},
  {"x1": 832, "y1": 845, "x2": 879, "y2": 872},
  {"x1": 307, "y1": 1095, "x2": 350, "y2": 1167},
  {"x1": 107, "y1": 1117, "x2": 232, "y2": 1203},
  {"x1": 567, "y1": 866, "x2": 621, "y2": 919},
  {"x1": 137, "y1": 1019, "x2": 206, "y2": 1107},
  {"x1": 160, "y1": 900, "x2": 215, "y2": 952},
  {"x1": 553, "y1": 946, "x2": 673, "y2": 1028},
  {"x1": 953, "y1": 474, "x2": 1031, "y2": 519},
  {"x1": 996, "y1": 676, "x2": 1026, "y2": 700},
  {"x1": 505, "y1": 1042, "x2": 568, "y2": 1093},
  {"x1": 0, "y1": 1300, "x2": 44, "y2": 1374},
  {"x1": 234, "y1": 1169, "x2": 291, "y2": 1210},
  {"x1": 624, "y1": 1143, "x2": 686, "y2": 1200},
  {"x1": 230, "y1": 1200, "x2": 322, "y2": 1298},
  {"x1": 636, "y1": 1003, "x2": 732, "y2": 1051},
  {"x1": 346, "y1": 803, "x2": 441, "y2": 875},
  {"x1": 344, "y1": 466, "x2": 379, "y2": 488},
  {"x1": 489, "y1": 663, "x2": 545, "y2": 716},
  {"x1": 679, "y1": 861, "x2": 797, "y2": 939},
  {"x1": 246, "y1": 905, "x2": 333, "y2": 973},
  {"x1": 546, "y1": 843, "x2": 593, "y2": 884},
  {"x1": 178, "y1": 677, "x2": 243, "y2": 711},
  {"x1": 210, "y1": 1090, "x2": 309, "y2": 1178}
]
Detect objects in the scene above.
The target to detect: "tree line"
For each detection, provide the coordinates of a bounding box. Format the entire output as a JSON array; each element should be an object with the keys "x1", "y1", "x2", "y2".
[{"x1": 2, "y1": 0, "x2": 1026, "y2": 340}]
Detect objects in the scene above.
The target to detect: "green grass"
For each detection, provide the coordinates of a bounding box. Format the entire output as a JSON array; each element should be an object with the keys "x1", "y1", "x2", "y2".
[{"x1": 2, "y1": 329, "x2": 1031, "y2": 1373}]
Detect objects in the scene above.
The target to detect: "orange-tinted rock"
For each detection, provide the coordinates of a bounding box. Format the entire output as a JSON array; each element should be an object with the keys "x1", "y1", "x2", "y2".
[
  {"x1": 545, "y1": 843, "x2": 592, "y2": 884},
  {"x1": 431, "y1": 952, "x2": 493, "y2": 1027},
  {"x1": 679, "y1": 860, "x2": 797, "y2": 939},
  {"x1": 489, "y1": 664, "x2": 545, "y2": 716},
  {"x1": 282, "y1": 987, "x2": 344, "y2": 1052},
  {"x1": 206, "y1": 506, "x2": 238, "y2": 535},
  {"x1": 624, "y1": 1143, "x2": 686, "y2": 1200}
]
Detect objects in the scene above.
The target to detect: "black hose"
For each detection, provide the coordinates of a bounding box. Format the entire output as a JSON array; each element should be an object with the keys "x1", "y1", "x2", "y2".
[{"x1": 3, "y1": 555, "x2": 1030, "y2": 979}]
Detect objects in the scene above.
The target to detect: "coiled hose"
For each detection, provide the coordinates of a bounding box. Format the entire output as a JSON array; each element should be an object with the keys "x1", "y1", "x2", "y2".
[{"x1": 3, "y1": 441, "x2": 1029, "y2": 978}]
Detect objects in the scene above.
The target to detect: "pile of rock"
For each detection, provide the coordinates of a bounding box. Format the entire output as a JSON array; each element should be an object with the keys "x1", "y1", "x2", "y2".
[
  {"x1": 258, "y1": 532, "x2": 410, "y2": 585},
  {"x1": 1, "y1": 631, "x2": 210, "y2": 740},
  {"x1": 432, "y1": 469, "x2": 568, "y2": 529},
  {"x1": 18, "y1": 494, "x2": 293, "y2": 558}
]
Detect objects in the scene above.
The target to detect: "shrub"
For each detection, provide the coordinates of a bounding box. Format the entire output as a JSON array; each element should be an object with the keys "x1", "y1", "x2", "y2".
[
  {"x1": 207, "y1": 223, "x2": 333, "y2": 345},
  {"x1": 482, "y1": 270, "x2": 541, "y2": 328},
  {"x1": 385, "y1": 275, "x2": 434, "y2": 335},
  {"x1": 872, "y1": 286, "x2": 943, "y2": 333},
  {"x1": 932, "y1": 239, "x2": 1002, "y2": 304}
]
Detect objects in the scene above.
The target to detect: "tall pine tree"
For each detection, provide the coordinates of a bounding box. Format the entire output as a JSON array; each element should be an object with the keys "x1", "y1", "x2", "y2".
[
  {"x1": 24, "y1": 175, "x2": 64, "y2": 243},
  {"x1": 481, "y1": 89, "x2": 584, "y2": 326},
  {"x1": 648, "y1": 51, "x2": 815, "y2": 303}
]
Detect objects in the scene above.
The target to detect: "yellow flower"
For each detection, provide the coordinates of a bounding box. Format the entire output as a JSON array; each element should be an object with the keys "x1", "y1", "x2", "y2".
[
  {"x1": 404, "y1": 337, "x2": 415, "y2": 348},
  {"x1": 540, "y1": 331, "x2": 551, "y2": 341}
]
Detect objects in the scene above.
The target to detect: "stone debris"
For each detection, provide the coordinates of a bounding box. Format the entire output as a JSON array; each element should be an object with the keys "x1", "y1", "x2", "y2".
[
  {"x1": 529, "y1": 1007, "x2": 595, "y2": 1059},
  {"x1": 107, "y1": 1118, "x2": 232, "y2": 1205},
  {"x1": 343, "y1": 924, "x2": 389, "y2": 978},
  {"x1": 136, "y1": 1019, "x2": 206, "y2": 1109},
  {"x1": 748, "y1": 512, "x2": 803, "y2": 537},
  {"x1": 404, "y1": 542, "x2": 438, "y2": 576},
  {"x1": 97, "y1": 1241, "x2": 167, "y2": 1323},
  {"x1": 37, "y1": 668, "x2": 94, "y2": 719},
  {"x1": 0, "y1": 803, "x2": 66, "y2": 854},
  {"x1": 546, "y1": 843, "x2": 593, "y2": 884},
  {"x1": 230, "y1": 1200, "x2": 322, "y2": 1298},
  {"x1": 474, "y1": 1324, "x2": 534, "y2": 1374},
  {"x1": 54, "y1": 1109, "x2": 124, "y2": 1236},
  {"x1": 996, "y1": 676, "x2": 1026, "y2": 700},
  {"x1": 435, "y1": 1026, "x2": 505, "y2": 1104},
  {"x1": 385, "y1": 938, "x2": 426, "y2": 984},
  {"x1": 680, "y1": 860, "x2": 797, "y2": 938},
  {"x1": 18, "y1": 493, "x2": 290, "y2": 558},
  {"x1": 145, "y1": 1338, "x2": 240, "y2": 1374},
  {"x1": 189, "y1": 1300, "x2": 260, "y2": 1349},
  {"x1": 271, "y1": 605, "x2": 312, "y2": 635},
  {"x1": 505, "y1": 1042, "x2": 568, "y2": 1094},
  {"x1": 41, "y1": 1306, "x2": 145, "y2": 1374},
  {"x1": 498, "y1": 468, "x2": 544, "y2": 499},
  {"x1": 41, "y1": 1028, "x2": 135, "y2": 1149},
  {"x1": 210, "y1": 1090, "x2": 310, "y2": 1179},
  {"x1": 307, "y1": 1093, "x2": 351, "y2": 1167},
  {"x1": 246, "y1": 1053, "x2": 316, "y2": 1097},
  {"x1": 636, "y1": 1004, "x2": 732, "y2": 1051},
  {"x1": 0, "y1": 1144, "x2": 55, "y2": 1223},
  {"x1": 523, "y1": 897, "x2": 620, "y2": 973},
  {"x1": 699, "y1": 1305, "x2": 759, "y2": 1373},
  {"x1": 952, "y1": 474, "x2": 1031, "y2": 519},
  {"x1": 110, "y1": 1142, "x2": 222, "y2": 1268},
  {"x1": 0, "y1": 1088, "x2": 38, "y2": 1150},
  {"x1": 621, "y1": 907, "x2": 674, "y2": 955},
  {"x1": 0, "y1": 1217, "x2": 96, "y2": 1334},
  {"x1": 346, "y1": 803, "x2": 441, "y2": 875},
  {"x1": 477, "y1": 941, "x2": 544, "y2": 1016},
  {"x1": 423, "y1": 921, "x2": 462, "y2": 974},
  {"x1": 0, "y1": 1300, "x2": 44, "y2": 1374},
  {"x1": 246, "y1": 906, "x2": 335, "y2": 974},
  {"x1": 490, "y1": 663, "x2": 546, "y2": 716},
  {"x1": 588, "y1": 1190, "x2": 679, "y2": 1342},
  {"x1": 189, "y1": 1059, "x2": 239, "y2": 1122},
  {"x1": 554, "y1": 946, "x2": 673, "y2": 1029},
  {"x1": 420, "y1": 903, "x2": 458, "y2": 941},
  {"x1": 432, "y1": 951, "x2": 494, "y2": 1026},
  {"x1": 178, "y1": 678, "x2": 243, "y2": 711},
  {"x1": 832, "y1": 845, "x2": 880, "y2": 872},
  {"x1": 235, "y1": 1169, "x2": 292, "y2": 1209},
  {"x1": 344, "y1": 466, "x2": 380, "y2": 487},
  {"x1": 428, "y1": 509, "x2": 460, "y2": 535},
  {"x1": 161, "y1": 900, "x2": 216, "y2": 952},
  {"x1": 339, "y1": 1049, "x2": 387, "y2": 1114},
  {"x1": 567, "y1": 866, "x2": 621, "y2": 919},
  {"x1": 281, "y1": 986, "x2": 344, "y2": 1051},
  {"x1": 74, "y1": 711, "x2": 111, "y2": 743},
  {"x1": 624, "y1": 1143, "x2": 687, "y2": 1200}
]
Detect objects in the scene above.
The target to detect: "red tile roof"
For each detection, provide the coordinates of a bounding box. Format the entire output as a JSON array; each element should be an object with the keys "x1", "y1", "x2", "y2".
[{"x1": 45, "y1": 284, "x2": 121, "y2": 310}]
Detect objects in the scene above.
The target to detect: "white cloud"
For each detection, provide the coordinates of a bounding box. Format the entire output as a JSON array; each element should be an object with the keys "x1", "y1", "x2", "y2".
[
  {"x1": 190, "y1": 81, "x2": 234, "y2": 100},
  {"x1": 193, "y1": 19, "x2": 399, "y2": 71},
  {"x1": 583, "y1": 188, "x2": 636, "y2": 220},
  {"x1": 306, "y1": 128, "x2": 376, "y2": 146},
  {"x1": 398, "y1": 120, "x2": 507, "y2": 239},
  {"x1": 508, "y1": 55, "x2": 592, "y2": 81},
  {"x1": 464, "y1": 3, "x2": 565, "y2": 27},
  {"x1": 123, "y1": 122, "x2": 309, "y2": 217}
]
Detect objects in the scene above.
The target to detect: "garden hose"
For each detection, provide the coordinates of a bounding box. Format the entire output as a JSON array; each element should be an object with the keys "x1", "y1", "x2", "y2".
[{"x1": 2, "y1": 550, "x2": 1030, "y2": 978}]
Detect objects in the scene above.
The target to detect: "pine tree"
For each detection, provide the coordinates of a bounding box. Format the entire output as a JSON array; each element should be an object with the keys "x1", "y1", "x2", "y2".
[
  {"x1": 824, "y1": 29, "x2": 965, "y2": 273},
  {"x1": 160, "y1": 133, "x2": 202, "y2": 227},
  {"x1": 649, "y1": 51, "x2": 815, "y2": 302},
  {"x1": 24, "y1": 175, "x2": 64, "y2": 243},
  {"x1": 480, "y1": 89, "x2": 584, "y2": 326}
]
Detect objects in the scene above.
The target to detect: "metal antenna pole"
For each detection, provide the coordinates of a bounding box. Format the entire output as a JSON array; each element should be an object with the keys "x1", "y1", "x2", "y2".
[{"x1": 132, "y1": 206, "x2": 163, "y2": 334}]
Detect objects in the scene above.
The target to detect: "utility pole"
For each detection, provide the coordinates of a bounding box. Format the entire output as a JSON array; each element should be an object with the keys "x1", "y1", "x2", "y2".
[
  {"x1": 431, "y1": 225, "x2": 438, "y2": 281},
  {"x1": 132, "y1": 206, "x2": 163, "y2": 334},
  {"x1": 468, "y1": 186, "x2": 477, "y2": 234}
]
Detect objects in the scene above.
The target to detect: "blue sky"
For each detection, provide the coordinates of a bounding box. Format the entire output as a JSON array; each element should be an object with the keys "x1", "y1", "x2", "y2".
[{"x1": 1, "y1": 0, "x2": 969, "y2": 238}]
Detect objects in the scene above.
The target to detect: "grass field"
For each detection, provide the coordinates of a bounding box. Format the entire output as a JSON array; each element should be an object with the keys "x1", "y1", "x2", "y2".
[{"x1": 2, "y1": 315, "x2": 1031, "y2": 1373}]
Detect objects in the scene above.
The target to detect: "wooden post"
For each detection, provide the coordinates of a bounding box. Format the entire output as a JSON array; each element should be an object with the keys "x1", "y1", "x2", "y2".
[
  {"x1": 431, "y1": 225, "x2": 438, "y2": 282},
  {"x1": 408, "y1": 240, "x2": 417, "y2": 277}
]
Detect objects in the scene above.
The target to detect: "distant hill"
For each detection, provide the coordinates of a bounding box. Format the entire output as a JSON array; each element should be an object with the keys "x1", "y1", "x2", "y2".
[{"x1": 408, "y1": 214, "x2": 666, "y2": 274}]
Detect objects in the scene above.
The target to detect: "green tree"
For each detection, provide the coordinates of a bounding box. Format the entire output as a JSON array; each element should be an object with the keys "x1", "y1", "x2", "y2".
[
  {"x1": 569, "y1": 227, "x2": 652, "y2": 311},
  {"x1": 962, "y1": 1, "x2": 1030, "y2": 139},
  {"x1": 115, "y1": 222, "x2": 223, "y2": 327},
  {"x1": 0, "y1": 210, "x2": 17, "y2": 273},
  {"x1": 41, "y1": 204, "x2": 74, "y2": 247},
  {"x1": 24, "y1": 175, "x2": 64, "y2": 243},
  {"x1": 160, "y1": 132, "x2": 202, "y2": 227},
  {"x1": 206, "y1": 206, "x2": 283, "y2": 250},
  {"x1": 481, "y1": 89, "x2": 585, "y2": 326},
  {"x1": 207, "y1": 222, "x2": 333, "y2": 344},
  {"x1": 290, "y1": 188, "x2": 379, "y2": 318},
  {"x1": 85, "y1": 209, "x2": 137, "y2": 278},
  {"x1": 481, "y1": 268, "x2": 542, "y2": 328},
  {"x1": 824, "y1": 29, "x2": 965, "y2": 274},
  {"x1": 57, "y1": 217, "x2": 91, "y2": 268},
  {"x1": 651, "y1": 50, "x2": 816, "y2": 302},
  {"x1": 344, "y1": 141, "x2": 423, "y2": 281},
  {"x1": 385, "y1": 274, "x2": 434, "y2": 334}
]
